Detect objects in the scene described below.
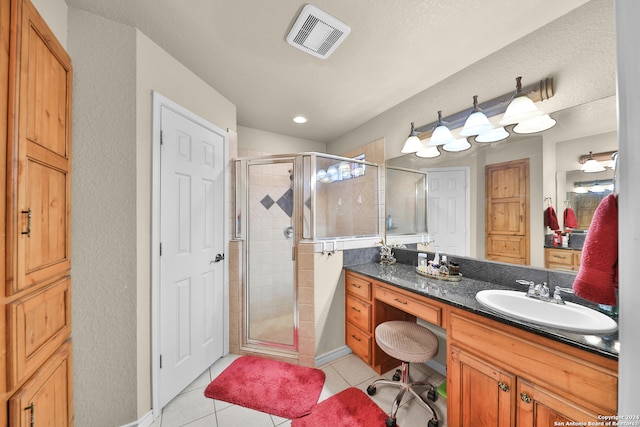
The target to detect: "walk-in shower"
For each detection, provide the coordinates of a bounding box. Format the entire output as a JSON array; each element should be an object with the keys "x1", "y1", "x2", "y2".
[{"x1": 234, "y1": 153, "x2": 380, "y2": 353}]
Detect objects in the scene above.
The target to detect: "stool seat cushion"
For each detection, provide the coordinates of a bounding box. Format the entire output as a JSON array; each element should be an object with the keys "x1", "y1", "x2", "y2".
[{"x1": 375, "y1": 321, "x2": 438, "y2": 363}]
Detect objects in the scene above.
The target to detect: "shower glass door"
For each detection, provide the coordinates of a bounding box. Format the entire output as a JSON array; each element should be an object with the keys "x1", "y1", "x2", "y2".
[{"x1": 245, "y1": 159, "x2": 297, "y2": 349}]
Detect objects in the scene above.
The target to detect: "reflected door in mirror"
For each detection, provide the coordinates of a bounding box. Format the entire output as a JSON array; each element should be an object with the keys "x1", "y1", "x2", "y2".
[{"x1": 486, "y1": 159, "x2": 530, "y2": 265}]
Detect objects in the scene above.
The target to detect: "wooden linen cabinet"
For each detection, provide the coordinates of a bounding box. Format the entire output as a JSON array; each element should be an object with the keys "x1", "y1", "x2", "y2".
[{"x1": 2, "y1": 0, "x2": 74, "y2": 425}]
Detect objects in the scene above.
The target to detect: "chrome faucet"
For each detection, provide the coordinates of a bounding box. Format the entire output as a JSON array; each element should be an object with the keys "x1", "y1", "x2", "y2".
[{"x1": 516, "y1": 280, "x2": 555, "y2": 303}]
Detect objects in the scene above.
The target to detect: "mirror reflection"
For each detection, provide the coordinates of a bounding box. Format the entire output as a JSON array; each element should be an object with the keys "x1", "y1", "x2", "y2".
[{"x1": 385, "y1": 167, "x2": 428, "y2": 236}]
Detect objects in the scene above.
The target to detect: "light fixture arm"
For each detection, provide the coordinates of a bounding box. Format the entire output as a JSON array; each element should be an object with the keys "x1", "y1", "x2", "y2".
[{"x1": 412, "y1": 77, "x2": 554, "y2": 139}]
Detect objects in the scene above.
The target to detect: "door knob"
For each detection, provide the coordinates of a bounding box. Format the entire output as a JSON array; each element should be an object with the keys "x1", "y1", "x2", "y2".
[{"x1": 211, "y1": 253, "x2": 225, "y2": 264}]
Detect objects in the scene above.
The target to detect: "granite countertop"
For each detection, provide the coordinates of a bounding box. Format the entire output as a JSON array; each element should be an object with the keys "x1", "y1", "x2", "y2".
[
  {"x1": 543, "y1": 245, "x2": 582, "y2": 250},
  {"x1": 344, "y1": 262, "x2": 619, "y2": 360}
]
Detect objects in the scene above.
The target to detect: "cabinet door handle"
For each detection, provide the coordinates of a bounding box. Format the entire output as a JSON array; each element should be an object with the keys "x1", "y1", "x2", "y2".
[
  {"x1": 351, "y1": 334, "x2": 361, "y2": 342},
  {"x1": 21, "y1": 209, "x2": 32, "y2": 237},
  {"x1": 520, "y1": 392, "x2": 532, "y2": 403},
  {"x1": 351, "y1": 283, "x2": 361, "y2": 289},
  {"x1": 498, "y1": 382, "x2": 509, "y2": 392},
  {"x1": 24, "y1": 402, "x2": 34, "y2": 427},
  {"x1": 394, "y1": 298, "x2": 407, "y2": 305},
  {"x1": 351, "y1": 306, "x2": 361, "y2": 313}
]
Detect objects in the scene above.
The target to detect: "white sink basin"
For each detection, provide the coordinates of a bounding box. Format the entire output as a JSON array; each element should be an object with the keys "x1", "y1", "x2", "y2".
[{"x1": 476, "y1": 290, "x2": 617, "y2": 334}]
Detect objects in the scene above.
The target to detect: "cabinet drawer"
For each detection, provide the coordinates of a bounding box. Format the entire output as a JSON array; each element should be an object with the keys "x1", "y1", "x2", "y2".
[
  {"x1": 346, "y1": 323, "x2": 371, "y2": 364},
  {"x1": 8, "y1": 276, "x2": 71, "y2": 388},
  {"x1": 346, "y1": 294, "x2": 371, "y2": 333},
  {"x1": 345, "y1": 273, "x2": 371, "y2": 301},
  {"x1": 545, "y1": 249, "x2": 574, "y2": 265},
  {"x1": 375, "y1": 286, "x2": 441, "y2": 326}
]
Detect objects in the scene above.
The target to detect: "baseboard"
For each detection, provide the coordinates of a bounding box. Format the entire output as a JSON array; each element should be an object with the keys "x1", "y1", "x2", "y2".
[
  {"x1": 120, "y1": 410, "x2": 154, "y2": 427},
  {"x1": 315, "y1": 345, "x2": 352, "y2": 367}
]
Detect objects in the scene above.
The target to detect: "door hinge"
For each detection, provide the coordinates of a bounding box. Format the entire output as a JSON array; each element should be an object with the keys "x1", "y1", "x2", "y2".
[
  {"x1": 160, "y1": 130, "x2": 164, "y2": 145},
  {"x1": 160, "y1": 354, "x2": 163, "y2": 369},
  {"x1": 160, "y1": 242, "x2": 163, "y2": 256}
]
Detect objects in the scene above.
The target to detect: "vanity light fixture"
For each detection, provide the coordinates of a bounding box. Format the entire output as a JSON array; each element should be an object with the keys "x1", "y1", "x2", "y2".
[
  {"x1": 573, "y1": 183, "x2": 588, "y2": 194},
  {"x1": 460, "y1": 95, "x2": 494, "y2": 137},
  {"x1": 474, "y1": 126, "x2": 510, "y2": 143},
  {"x1": 401, "y1": 122, "x2": 424, "y2": 153},
  {"x1": 427, "y1": 111, "x2": 456, "y2": 146},
  {"x1": 443, "y1": 138, "x2": 471, "y2": 152},
  {"x1": 416, "y1": 146, "x2": 441, "y2": 158},
  {"x1": 402, "y1": 76, "x2": 555, "y2": 157},
  {"x1": 512, "y1": 114, "x2": 557, "y2": 134},
  {"x1": 590, "y1": 182, "x2": 606, "y2": 193},
  {"x1": 499, "y1": 76, "x2": 544, "y2": 125}
]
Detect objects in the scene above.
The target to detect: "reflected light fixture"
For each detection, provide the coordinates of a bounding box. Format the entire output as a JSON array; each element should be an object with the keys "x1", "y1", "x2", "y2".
[
  {"x1": 474, "y1": 127, "x2": 510, "y2": 143},
  {"x1": 574, "y1": 183, "x2": 588, "y2": 194},
  {"x1": 401, "y1": 122, "x2": 424, "y2": 153},
  {"x1": 416, "y1": 146, "x2": 441, "y2": 158},
  {"x1": 499, "y1": 76, "x2": 544, "y2": 125},
  {"x1": 590, "y1": 182, "x2": 605, "y2": 193},
  {"x1": 443, "y1": 138, "x2": 471, "y2": 152},
  {"x1": 460, "y1": 95, "x2": 493, "y2": 136},
  {"x1": 513, "y1": 114, "x2": 557, "y2": 134},
  {"x1": 581, "y1": 151, "x2": 606, "y2": 173},
  {"x1": 428, "y1": 111, "x2": 456, "y2": 146}
]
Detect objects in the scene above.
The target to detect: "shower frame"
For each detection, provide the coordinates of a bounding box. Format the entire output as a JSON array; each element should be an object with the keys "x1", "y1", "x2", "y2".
[{"x1": 234, "y1": 152, "x2": 380, "y2": 354}]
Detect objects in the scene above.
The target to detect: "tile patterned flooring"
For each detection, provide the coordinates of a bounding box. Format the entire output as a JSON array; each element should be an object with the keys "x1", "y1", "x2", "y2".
[{"x1": 151, "y1": 353, "x2": 448, "y2": 427}]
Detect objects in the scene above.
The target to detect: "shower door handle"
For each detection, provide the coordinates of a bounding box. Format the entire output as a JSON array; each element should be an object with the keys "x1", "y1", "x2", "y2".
[{"x1": 211, "y1": 253, "x2": 225, "y2": 264}]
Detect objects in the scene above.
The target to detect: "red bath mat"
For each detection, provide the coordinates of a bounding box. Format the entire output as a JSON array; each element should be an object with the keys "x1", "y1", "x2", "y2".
[
  {"x1": 292, "y1": 387, "x2": 395, "y2": 427},
  {"x1": 204, "y1": 355, "x2": 325, "y2": 419}
]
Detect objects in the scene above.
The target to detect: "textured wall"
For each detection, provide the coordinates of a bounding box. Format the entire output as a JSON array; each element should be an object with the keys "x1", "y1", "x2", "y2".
[
  {"x1": 68, "y1": 6, "x2": 237, "y2": 426},
  {"x1": 68, "y1": 8, "x2": 138, "y2": 426}
]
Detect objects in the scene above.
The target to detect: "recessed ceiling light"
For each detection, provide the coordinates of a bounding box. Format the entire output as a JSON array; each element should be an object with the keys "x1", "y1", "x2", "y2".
[{"x1": 293, "y1": 116, "x2": 307, "y2": 124}]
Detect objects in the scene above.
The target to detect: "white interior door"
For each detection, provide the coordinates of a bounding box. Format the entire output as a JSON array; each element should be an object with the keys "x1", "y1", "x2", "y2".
[
  {"x1": 426, "y1": 169, "x2": 470, "y2": 256},
  {"x1": 158, "y1": 104, "x2": 225, "y2": 408}
]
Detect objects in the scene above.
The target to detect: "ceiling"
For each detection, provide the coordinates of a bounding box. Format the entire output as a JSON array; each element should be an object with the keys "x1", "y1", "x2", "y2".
[{"x1": 64, "y1": 0, "x2": 590, "y2": 143}]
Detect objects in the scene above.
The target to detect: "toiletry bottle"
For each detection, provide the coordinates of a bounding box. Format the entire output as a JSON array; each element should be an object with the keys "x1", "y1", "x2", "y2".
[
  {"x1": 433, "y1": 252, "x2": 440, "y2": 266},
  {"x1": 418, "y1": 253, "x2": 427, "y2": 272}
]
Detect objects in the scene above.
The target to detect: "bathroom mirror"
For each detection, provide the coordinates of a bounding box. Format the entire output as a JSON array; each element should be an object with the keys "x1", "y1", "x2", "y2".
[{"x1": 385, "y1": 96, "x2": 618, "y2": 268}]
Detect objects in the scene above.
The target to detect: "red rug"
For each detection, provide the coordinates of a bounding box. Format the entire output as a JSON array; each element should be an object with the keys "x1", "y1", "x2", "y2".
[
  {"x1": 204, "y1": 355, "x2": 325, "y2": 419},
  {"x1": 292, "y1": 387, "x2": 395, "y2": 426}
]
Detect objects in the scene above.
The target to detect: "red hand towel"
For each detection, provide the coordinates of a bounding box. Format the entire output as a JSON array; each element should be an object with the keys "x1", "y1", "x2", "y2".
[
  {"x1": 544, "y1": 206, "x2": 560, "y2": 231},
  {"x1": 573, "y1": 194, "x2": 618, "y2": 306},
  {"x1": 563, "y1": 207, "x2": 578, "y2": 229}
]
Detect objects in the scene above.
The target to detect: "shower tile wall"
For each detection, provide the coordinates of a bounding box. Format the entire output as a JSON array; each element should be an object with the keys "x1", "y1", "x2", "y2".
[{"x1": 248, "y1": 162, "x2": 295, "y2": 338}]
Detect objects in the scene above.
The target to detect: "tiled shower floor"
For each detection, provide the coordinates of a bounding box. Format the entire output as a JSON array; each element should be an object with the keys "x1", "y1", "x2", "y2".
[{"x1": 151, "y1": 353, "x2": 448, "y2": 427}]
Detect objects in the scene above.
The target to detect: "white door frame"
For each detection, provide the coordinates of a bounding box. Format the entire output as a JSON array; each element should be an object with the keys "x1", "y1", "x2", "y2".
[
  {"x1": 150, "y1": 91, "x2": 229, "y2": 418},
  {"x1": 423, "y1": 166, "x2": 471, "y2": 256}
]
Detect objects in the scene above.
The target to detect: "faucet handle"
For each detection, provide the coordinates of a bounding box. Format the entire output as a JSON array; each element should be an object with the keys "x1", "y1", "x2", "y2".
[
  {"x1": 516, "y1": 280, "x2": 535, "y2": 296},
  {"x1": 552, "y1": 286, "x2": 573, "y2": 304}
]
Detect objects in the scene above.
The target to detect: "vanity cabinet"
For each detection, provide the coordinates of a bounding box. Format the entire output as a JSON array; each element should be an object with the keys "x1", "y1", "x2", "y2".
[
  {"x1": 344, "y1": 271, "x2": 415, "y2": 374},
  {"x1": 448, "y1": 309, "x2": 617, "y2": 426},
  {"x1": 544, "y1": 247, "x2": 582, "y2": 271}
]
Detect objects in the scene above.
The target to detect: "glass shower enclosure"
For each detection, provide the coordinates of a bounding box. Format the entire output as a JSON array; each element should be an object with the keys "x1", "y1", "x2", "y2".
[{"x1": 234, "y1": 153, "x2": 380, "y2": 351}]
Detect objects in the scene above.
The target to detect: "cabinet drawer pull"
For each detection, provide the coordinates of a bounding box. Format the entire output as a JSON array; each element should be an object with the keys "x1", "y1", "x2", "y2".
[
  {"x1": 351, "y1": 306, "x2": 361, "y2": 313},
  {"x1": 351, "y1": 334, "x2": 361, "y2": 342},
  {"x1": 394, "y1": 298, "x2": 408, "y2": 305},
  {"x1": 520, "y1": 392, "x2": 532, "y2": 403},
  {"x1": 24, "y1": 402, "x2": 35, "y2": 427},
  {"x1": 498, "y1": 382, "x2": 509, "y2": 392},
  {"x1": 351, "y1": 283, "x2": 361, "y2": 288},
  {"x1": 21, "y1": 209, "x2": 32, "y2": 237}
]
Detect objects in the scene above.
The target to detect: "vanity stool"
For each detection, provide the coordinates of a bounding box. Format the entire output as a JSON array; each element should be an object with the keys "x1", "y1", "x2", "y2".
[{"x1": 367, "y1": 321, "x2": 440, "y2": 427}]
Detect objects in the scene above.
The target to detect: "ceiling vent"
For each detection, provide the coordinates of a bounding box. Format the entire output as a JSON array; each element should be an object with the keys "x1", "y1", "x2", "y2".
[{"x1": 286, "y1": 5, "x2": 351, "y2": 59}]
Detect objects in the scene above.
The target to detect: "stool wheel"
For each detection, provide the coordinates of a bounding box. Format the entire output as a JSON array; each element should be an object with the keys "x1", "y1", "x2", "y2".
[
  {"x1": 366, "y1": 385, "x2": 377, "y2": 396},
  {"x1": 392, "y1": 369, "x2": 401, "y2": 381},
  {"x1": 428, "y1": 418, "x2": 439, "y2": 427},
  {"x1": 386, "y1": 417, "x2": 397, "y2": 427},
  {"x1": 427, "y1": 388, "x2": 438, "y2": 402}
]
